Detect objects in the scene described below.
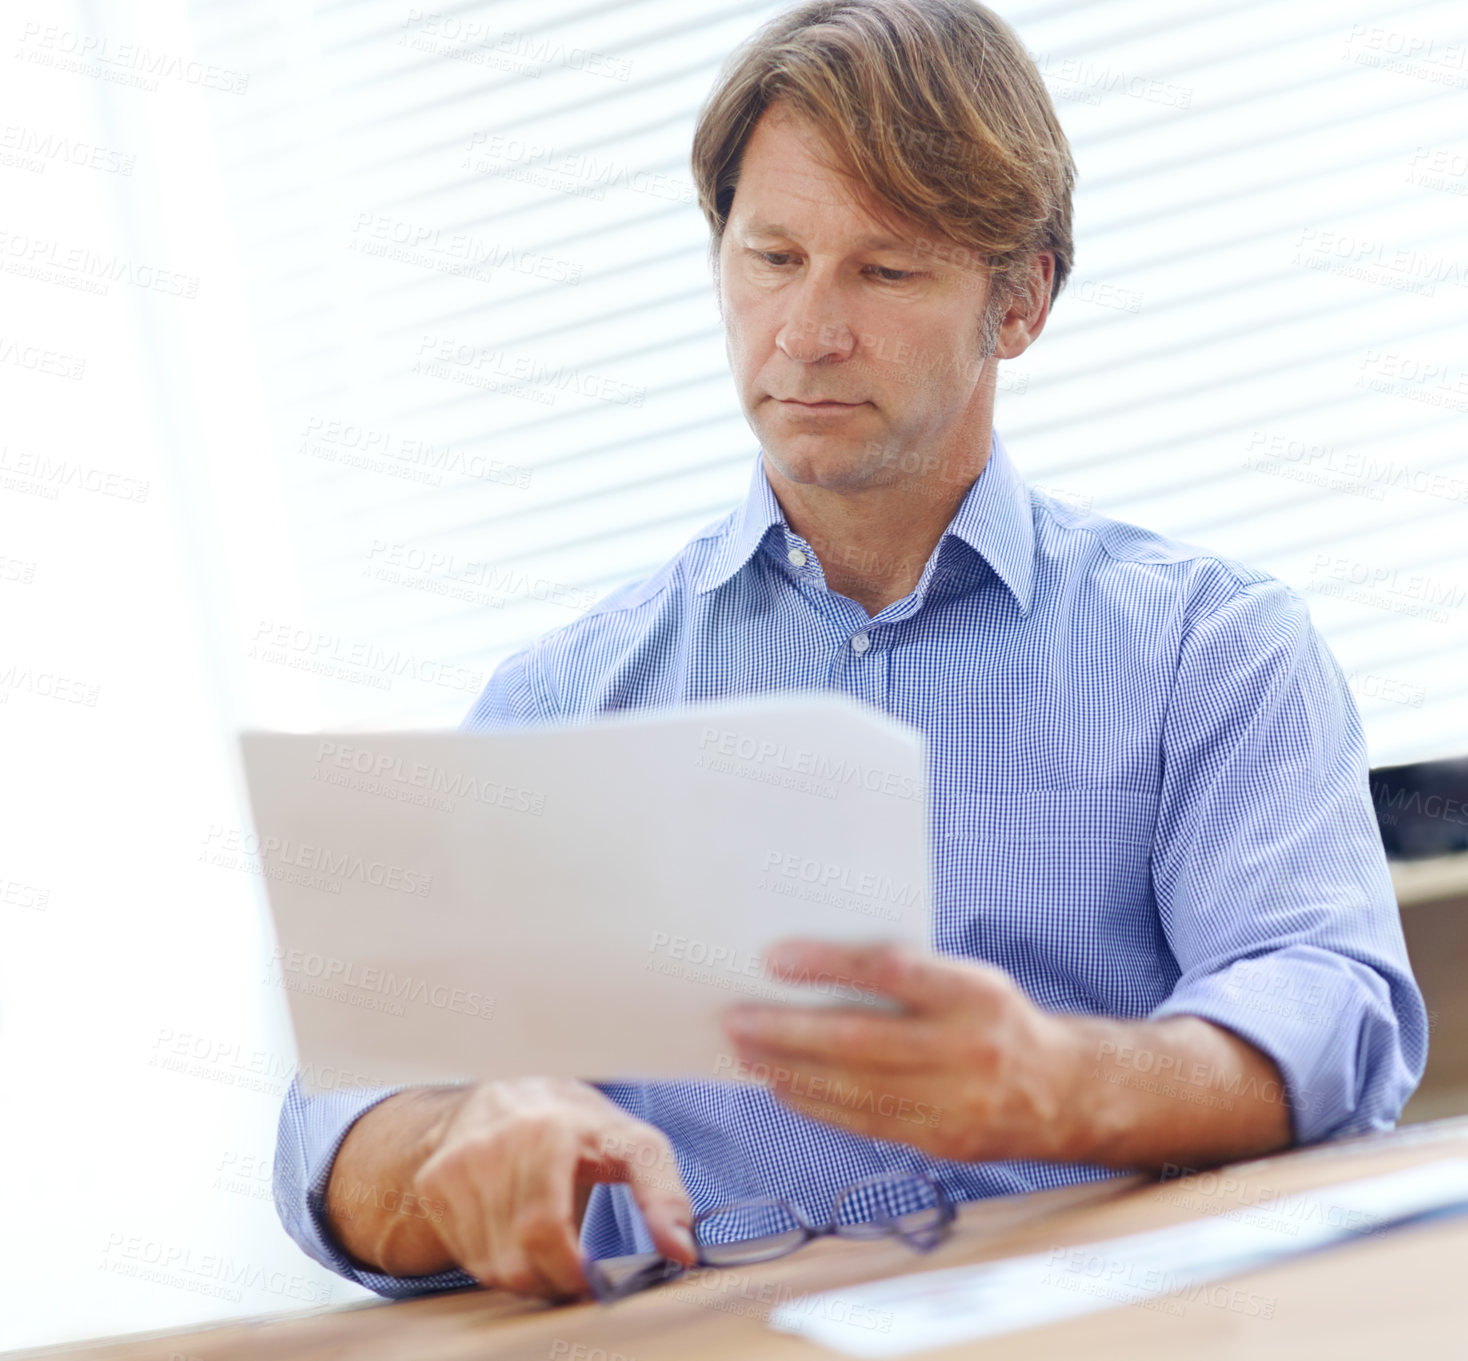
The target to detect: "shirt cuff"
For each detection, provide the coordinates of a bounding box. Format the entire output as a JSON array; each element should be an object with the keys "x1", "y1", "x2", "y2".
[{"x1": 1147, "y1": 946, "x2": 1416, "y2": 1146}]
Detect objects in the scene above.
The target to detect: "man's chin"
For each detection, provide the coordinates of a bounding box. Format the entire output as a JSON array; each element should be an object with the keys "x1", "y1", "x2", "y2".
[{"x1": 759, "y1": 441, "x2": 889, "y2": 493}]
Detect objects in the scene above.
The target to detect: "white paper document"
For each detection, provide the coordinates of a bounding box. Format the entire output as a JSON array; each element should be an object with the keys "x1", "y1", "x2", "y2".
[
  {"x1": 239, "y1": 694, "x2": 930, "y2": 1092},
  {"x1": 766, "y1": 1159, "x2": 1468, "y2": 1357}
]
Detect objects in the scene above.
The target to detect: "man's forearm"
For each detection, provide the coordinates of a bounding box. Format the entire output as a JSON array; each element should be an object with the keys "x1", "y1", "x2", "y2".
[
  {"x1": 324, "y1": 1086, "x2": 466, "y2": 1277},
  {"x1": 1054, "y1": 1015, "x2": 1294, "y2": 1173}
]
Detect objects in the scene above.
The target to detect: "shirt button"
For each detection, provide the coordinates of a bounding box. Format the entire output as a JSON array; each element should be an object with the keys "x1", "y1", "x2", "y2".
[
  {"x1": 851, "y1": 632, "x2": 871, "y2": 655},
  {"x1": 787, "y1": 548, "x2": 807, "y2": 567}
]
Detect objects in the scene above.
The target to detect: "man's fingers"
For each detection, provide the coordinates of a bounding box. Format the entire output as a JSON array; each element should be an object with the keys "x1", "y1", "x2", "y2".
[
  {"x1": 627, "y1": 1179, "x2": 697, "y2": 1266},
  {"x1": 592, "y1": 1125, "x2": 696, "y2": 1266},
  {"x1": 416, "y1": 1147, "x2": 522, "y2": 1292},
  {"x1": 417, "y1": 1127, "x2": 584, "y2": 1299},
  {"x1": 727, "y1": 1005, "x2": 945, "y2": 1070},
  {"x1": 505, "y1": 1124, "x2": 590, "y2": 1297},
  {"x1": 765, "y1": 938, "x2": 1010, "y2": 1014}
]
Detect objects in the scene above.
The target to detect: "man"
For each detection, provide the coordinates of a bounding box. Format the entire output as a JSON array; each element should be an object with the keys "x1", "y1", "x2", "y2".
[{"x1": 274, "y1": 0, "x2": 1427, "y2": 1302}]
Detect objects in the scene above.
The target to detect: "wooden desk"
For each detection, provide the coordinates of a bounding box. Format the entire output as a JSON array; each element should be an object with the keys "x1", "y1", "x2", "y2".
[{"x1": 51, "y1": 1115, "x2": 1468, "y2": 1361}]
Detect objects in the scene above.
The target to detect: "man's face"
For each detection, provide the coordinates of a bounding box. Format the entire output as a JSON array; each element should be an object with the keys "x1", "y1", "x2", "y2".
[{"x1": 717, "y1": 102, "x2": 1002, "y2": 494}]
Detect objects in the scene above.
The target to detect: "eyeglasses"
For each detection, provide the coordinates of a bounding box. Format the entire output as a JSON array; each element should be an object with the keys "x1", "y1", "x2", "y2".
[{"x1": 585, "y1": 1171, "x2": 955, "y2": 1303}]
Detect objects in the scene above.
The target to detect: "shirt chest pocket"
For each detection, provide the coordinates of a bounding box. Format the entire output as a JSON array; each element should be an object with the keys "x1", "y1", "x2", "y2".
[{"x1": 933, "y1": 788, "x2": 1164, "y2": 1015}]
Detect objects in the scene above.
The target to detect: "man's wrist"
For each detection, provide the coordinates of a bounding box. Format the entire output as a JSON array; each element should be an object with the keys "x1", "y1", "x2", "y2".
[
  {"x1": 326, "y1": 1085, "x2": 467, "y2": 1277},
  {"x1": 946, "y1": 1010, "x2": 1118, "y2": 1166},
  {"x1": 1038, "y1": 1015, "x2": 1135, "y2": 1166}
]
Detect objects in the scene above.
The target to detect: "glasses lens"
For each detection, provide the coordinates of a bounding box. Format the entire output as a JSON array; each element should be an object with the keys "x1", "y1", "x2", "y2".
[
  {"x1": 695, "y1": 1199, "x2": 808, "y2": 1265},
  {"x1": 834, "y1": 1174, "x2": 948, "y2": 1241}
]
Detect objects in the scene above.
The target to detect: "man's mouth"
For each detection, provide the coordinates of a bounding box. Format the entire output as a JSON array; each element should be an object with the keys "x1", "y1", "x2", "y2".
[{"x1": 776, "y1": 397, "x2": 865, "y2": 409}]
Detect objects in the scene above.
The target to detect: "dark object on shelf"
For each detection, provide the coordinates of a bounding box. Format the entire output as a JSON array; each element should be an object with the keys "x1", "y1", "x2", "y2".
[{"x1": 1370, "y1": 756, "x2": 1468, "y2": 860}]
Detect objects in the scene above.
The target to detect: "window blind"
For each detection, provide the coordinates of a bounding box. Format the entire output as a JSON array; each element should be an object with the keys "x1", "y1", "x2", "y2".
[{"x1": 185, "y1": 0, "x2": 1467, "y2": 764}]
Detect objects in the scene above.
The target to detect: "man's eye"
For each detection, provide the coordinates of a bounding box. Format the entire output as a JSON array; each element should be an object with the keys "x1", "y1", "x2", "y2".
[{"x1": 750, "y1": 254, "x2": 915, "y2": 281}]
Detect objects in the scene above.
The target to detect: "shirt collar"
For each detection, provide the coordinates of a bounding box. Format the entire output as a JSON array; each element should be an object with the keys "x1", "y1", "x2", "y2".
[
  {"x1": 693, "y1": 430, "x2": 1035, "y2": 616},
  {"x1": 937, "y1": 429, "x2": 1036, "y2": 616},
  {"x1": 692, "y1": 456, "x2": 786, "y2": 595}
]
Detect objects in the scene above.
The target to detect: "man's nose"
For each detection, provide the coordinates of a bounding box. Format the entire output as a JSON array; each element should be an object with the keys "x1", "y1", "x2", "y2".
[{"x1": 775, "y1": 273, "x2": 856, "y2": 364}]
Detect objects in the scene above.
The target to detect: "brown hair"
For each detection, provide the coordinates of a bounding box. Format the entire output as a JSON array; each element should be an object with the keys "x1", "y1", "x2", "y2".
[{"x1": 690, "y1": 0, "x2": 1076, "y2": 313}]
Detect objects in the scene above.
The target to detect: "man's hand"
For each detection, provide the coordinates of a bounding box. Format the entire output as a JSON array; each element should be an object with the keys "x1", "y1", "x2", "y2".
[
  {"x1": 326, "y1": 1078, "x2": 697, "y2": 1299},
  {"x1": 721, "y1": 940, "x2": 1079, "y2": 1163},
  {"x1": 721, "y1": 940, "x2": 1294, "y2": 1172}
]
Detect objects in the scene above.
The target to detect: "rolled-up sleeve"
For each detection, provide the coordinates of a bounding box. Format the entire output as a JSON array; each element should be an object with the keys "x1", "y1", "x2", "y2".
[
  {"x1": 1146, "y1": 575, "x2": 1428, "y2": 1143},
  {"x1": 272, "y1": 646, "x2": 548, "y2": 1296}
]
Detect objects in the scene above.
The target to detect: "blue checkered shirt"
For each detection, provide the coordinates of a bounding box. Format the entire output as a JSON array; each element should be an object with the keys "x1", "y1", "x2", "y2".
[{"x1": 274, "y1": 430, "x2": 1427, "y2": 1297}]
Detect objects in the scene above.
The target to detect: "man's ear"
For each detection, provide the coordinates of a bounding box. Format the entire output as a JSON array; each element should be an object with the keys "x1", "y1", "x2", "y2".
[{"x1": 992, "y1": 252, "x2": 1054, "y2": 360}]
